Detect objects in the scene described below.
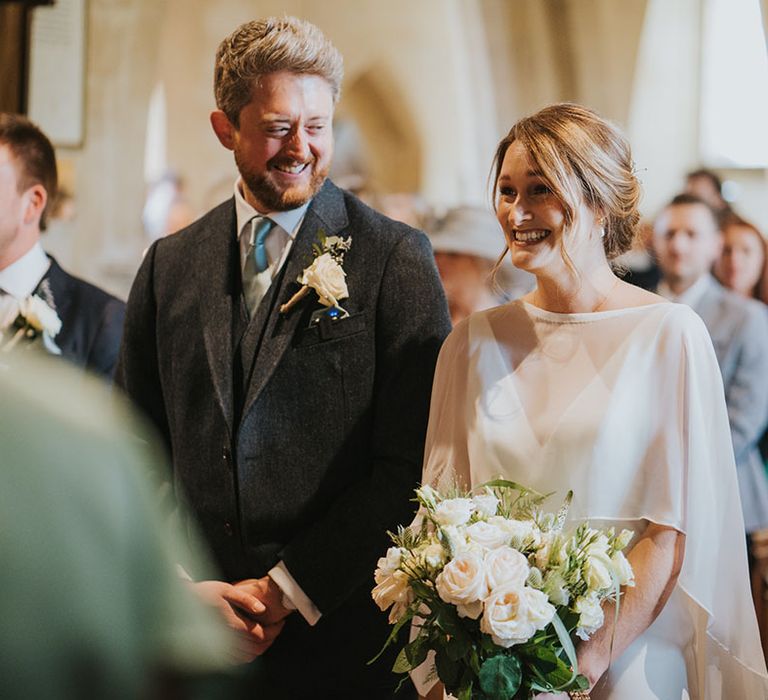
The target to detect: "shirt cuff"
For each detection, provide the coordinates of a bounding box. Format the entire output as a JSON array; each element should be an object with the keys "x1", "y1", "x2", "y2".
[{"x1": 268, "y1": 561, "x2": 322, "y2": 626}]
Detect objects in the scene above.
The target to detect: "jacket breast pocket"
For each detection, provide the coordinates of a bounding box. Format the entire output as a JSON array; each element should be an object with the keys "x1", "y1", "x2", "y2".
[{"x1": 293, "y1": 311, "x2": 367, "y2": 348}]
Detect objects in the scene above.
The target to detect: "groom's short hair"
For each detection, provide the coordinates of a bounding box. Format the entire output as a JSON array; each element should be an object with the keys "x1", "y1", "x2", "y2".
[
  {"x1": 0, "y1": 113, "x2": 57, "y2": 231},
  {"x1": 214, "y1": 16, "x2": 344, "y2": 127}
]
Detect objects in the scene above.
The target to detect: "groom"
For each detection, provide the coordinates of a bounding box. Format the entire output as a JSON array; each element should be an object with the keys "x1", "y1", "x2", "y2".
[{"x1": 116, "y1": 16, "x2": 450, "y2": 699}]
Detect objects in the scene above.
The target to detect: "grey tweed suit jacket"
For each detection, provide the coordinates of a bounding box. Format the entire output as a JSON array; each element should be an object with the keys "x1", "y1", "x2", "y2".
[
  {"x1": 116, "y1": 180, "x2": 450, "y2": 696},
  {"x1": 691, "y1": 275, "x2": 768, "y2": 533}
]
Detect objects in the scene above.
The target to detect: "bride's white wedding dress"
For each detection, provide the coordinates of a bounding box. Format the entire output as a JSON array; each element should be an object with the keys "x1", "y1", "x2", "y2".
[{"x1": 420, "y1": 300, "x2": 768, "y2": 699}]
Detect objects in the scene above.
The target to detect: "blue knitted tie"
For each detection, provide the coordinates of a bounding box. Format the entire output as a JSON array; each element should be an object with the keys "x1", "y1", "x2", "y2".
[{"x1": 252, "y1": 217, "x2": 274, "y2": 272}]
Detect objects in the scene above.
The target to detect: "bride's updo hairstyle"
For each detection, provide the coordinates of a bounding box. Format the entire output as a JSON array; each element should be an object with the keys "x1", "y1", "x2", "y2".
[{"x1": 492, "y1": 103, "x2": 641, "y2": 261}]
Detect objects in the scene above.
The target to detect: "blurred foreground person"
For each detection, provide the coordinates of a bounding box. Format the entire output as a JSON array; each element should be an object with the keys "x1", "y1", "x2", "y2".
[
  {"x1": 428, "y1": 205, "x2": 533, "y2": 325},
  {"x1": 0, "y1": 353, "x2": 234, "y2": 699},
  {"x1": 714, "y1": 214, "x2": 768, "y2": 302}
]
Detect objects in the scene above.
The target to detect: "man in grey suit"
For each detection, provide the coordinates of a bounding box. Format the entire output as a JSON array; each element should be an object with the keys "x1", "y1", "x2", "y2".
[
  {"x1": 116, "y1": 16, "x2": 450, "y2": 699},
  {"x1": 653, "y1": 193, "x2": 768, "y2": 535}
]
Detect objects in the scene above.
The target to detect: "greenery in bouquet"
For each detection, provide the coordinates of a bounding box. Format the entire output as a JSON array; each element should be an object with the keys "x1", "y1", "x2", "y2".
[{"x1": 371, "y1": 480, "x2": 635, "y2": 700}]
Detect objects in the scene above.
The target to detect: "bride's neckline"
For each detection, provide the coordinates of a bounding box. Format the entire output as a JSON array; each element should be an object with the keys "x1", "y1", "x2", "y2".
[{"x1": 520, "y1": 299, "x2": 674, "y2": 323}]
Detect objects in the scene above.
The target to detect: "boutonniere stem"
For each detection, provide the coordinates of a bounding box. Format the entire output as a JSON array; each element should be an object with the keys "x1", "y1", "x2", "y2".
[{"x1": 280, "y1": 285, "x2": 311, "y2": 315}]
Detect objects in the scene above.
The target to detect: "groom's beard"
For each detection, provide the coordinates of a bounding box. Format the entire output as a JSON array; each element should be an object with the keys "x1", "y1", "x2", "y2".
[{"x1": 236, "y1": 153, "x2": 329, "y2": 212}]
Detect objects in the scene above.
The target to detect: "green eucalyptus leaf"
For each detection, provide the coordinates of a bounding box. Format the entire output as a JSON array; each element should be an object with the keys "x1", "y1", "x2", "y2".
[
  {"x1": 368, "y1": 606, "x2": 415, "y2": 665},
  {"x1": 446, "y1": 634, "x2": 471, "y2": 661},
  {"x1": 392, "y1": 647, "x2": 412, "y2": 674},
  {"x1": 478, "y1": 654, "x2": 522, "y2": 699},
  {"x1": 435, "y1": 646, "x2": 461, "y2": 688},
  {"x1": 405, "y1": 635, "x2": 429, "y2": 668}
]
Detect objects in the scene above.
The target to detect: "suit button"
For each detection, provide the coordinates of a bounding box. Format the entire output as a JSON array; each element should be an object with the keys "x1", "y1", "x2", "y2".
[
  {"x1": 222, "y1": 446, "x2": 231, "y2": 467},
  {"x1": 223, "y1": 521, "x2": 234, "y2": 537}
]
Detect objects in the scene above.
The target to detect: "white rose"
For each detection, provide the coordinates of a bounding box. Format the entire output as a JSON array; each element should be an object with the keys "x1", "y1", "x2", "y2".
[
  {"x1": 20, "y1": 295, "x2": 61, "y2": 336},
  {"x1": 611, "y1": 551, "x2": 635, "y2": 587},
  {"x1": 525, "y1": 586, "x2": 556, "y2": 628},
  {"x1": 435, "y1": 550, "x2": 488, "y2": 619},
  {"x1": 481, "y1": 585, "x2": 554, "y2": 647},
  {"x1": 584, "y1": 553, "x2": 614, "y2": 592},
  {"x1": 300, "y1": 253, "x2": 348, "y2": 307},
  {"x1": 484, "y1": 546, "x2": 530, "y2": 591},
  {"x1": 465, "y1": 520, "x2": 510, "y2": 550},
  {"x1": 471, "y1": 491, "x2": 500, "y2": 517},
  {"x1": 434, "y1": 498, "x2": 474, "y2": 527},
  {"x1": 574, "y1": 593, "x2": 604, "y2": 640}
]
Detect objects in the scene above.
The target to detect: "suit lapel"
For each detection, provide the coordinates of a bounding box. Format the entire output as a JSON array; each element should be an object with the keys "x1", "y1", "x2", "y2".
[
  {"x1": 194, "y1": 200, "x2": 240, "y2": 435},
  {"x1": 36, "y1": 258, "x2": 71, "y2": 323},
  {"x1": 240, "y1": 181, "x2": 349, "y2": 419}
]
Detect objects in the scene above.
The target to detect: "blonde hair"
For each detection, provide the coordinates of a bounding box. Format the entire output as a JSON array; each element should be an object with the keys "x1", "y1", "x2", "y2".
[
  {"x1": 491, "y1": 103, "x2": 641, "y2": 261},
  {"x1": 214, "y1": 16, "x2": 344, "y2": 126}
]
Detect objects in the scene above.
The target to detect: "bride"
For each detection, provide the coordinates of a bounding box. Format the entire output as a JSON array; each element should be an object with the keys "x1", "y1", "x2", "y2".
[{"x1": 417, "y1": 103, "x2": 767, "y2": 699}]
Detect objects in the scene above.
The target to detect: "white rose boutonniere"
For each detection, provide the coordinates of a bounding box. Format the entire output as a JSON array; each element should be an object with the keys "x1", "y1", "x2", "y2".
[
  {"x1": 299, "y1": 252, "x2": 348, "y2": 307},
  {"x1": 280, "y1": 232, "x2": 352, "y2": 316},
  {"x1": 1, "y1": 294, "x2": 62, "y2": 355}
]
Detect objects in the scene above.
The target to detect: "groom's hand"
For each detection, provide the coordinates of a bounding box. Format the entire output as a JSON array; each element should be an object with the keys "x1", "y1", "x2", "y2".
[
  {"x1": 189, "y1": 579, "x2": 284, "y2": 662},
  {"x1": 234, "y1": 575, "x2": 293, "y2": 625}
]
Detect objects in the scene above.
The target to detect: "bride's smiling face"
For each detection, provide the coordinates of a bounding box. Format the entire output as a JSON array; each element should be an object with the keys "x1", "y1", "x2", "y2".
[{"x1": 495, "y1": 141, "x2": 599, "y2": 275}]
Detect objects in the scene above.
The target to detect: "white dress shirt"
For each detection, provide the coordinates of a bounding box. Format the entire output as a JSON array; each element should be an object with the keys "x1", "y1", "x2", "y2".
[
  {"x1": 233, "y1": 179, "x2": 321, "y2": 626},
  {"x1": 657, "y1": 273, "x2": 713, "y2": 308},
  {"x1": 0, "y1": 242, "x2": 50, "y2": 298}
]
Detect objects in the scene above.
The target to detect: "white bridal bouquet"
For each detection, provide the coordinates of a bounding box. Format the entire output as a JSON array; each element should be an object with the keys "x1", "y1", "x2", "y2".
[{"x1": 371, "y1": 480, "x2": 635, "y2": 700}]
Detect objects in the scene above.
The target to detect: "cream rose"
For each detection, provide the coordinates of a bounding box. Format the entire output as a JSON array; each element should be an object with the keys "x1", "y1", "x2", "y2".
[
  {"x1": 435, "y1": 550, "x2": 488, "y2": 619},
  {"x1": 20, "y1": 295, "x2": 61, "y2": 336},
  {"x1": 372, "y1": 547, "x2": 413, "y2": 622},
  {"x1": 480, "y1": 585, "x2": 554, "y2": 647},
  {"x1": 434, "y1": 498, "x2": 474, "y2": 527},
  {"x1": 484, "y1": 546, "x2": 530, "y2": 590},
  {"x1": 300, "y1": 252, "x2": 348, "y2": 307},
  {"x1": 465, "y1": 520, "x2": 510, "y2": 550},
  {"x1": 492, "y1": 516, "x2": 541, "y2": 549}
]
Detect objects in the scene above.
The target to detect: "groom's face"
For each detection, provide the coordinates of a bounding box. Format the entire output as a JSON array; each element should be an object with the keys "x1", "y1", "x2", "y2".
[{"x1": 215, "y1": 70, "x2": 334, "y2": 212}]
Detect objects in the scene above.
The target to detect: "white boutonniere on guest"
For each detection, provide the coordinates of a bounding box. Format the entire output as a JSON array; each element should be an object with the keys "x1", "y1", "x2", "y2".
[
  {"x1": 280, "y1": 233, "x2": 352, "y2": 318},
  {"x1": 0, "y1": 294, "x2": 62, "y2": 355}
]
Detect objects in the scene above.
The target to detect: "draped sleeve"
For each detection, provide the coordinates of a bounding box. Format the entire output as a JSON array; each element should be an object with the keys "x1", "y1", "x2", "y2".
[{"x1": 670, "y1": 308, "x2": 768, "y2": 697}]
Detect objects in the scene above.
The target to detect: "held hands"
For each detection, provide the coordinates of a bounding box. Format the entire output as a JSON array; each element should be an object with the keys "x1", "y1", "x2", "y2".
[
  {"x1": 234, "y1": 575, "x2": 294, "y2": 625},
  {"x1": 190, "y1": 579, "x2": 286, "y2": 663}
]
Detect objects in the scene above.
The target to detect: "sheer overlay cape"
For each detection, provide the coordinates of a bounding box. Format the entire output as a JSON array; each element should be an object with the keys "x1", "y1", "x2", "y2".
[{"x1": 420, "y1": 301, "x2": 768, "y2": 698}]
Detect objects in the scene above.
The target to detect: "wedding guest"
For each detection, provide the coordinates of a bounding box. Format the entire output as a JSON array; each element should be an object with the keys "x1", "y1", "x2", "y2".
[
  {"x1": 0, "y1": 113, "x2": 125, "y2": 378},
  {"x1": 684, "y1": 168, "x2": 733, "y2": 224},
  {"x1": 0, "y1": 352, "x2": 234, "y2": 699},
  {"x1": 428, "y1": 205, "x2": 533, "y2": 325},
  {"x1": 713, "y1": 213, "x2": 768, "y2": 302},
  {"x1": 116, "y1": 16, "x2": 450, "y2": 700},
  {"x1": 653, "y1": 194, "x2": 768, "y2": 536}
]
